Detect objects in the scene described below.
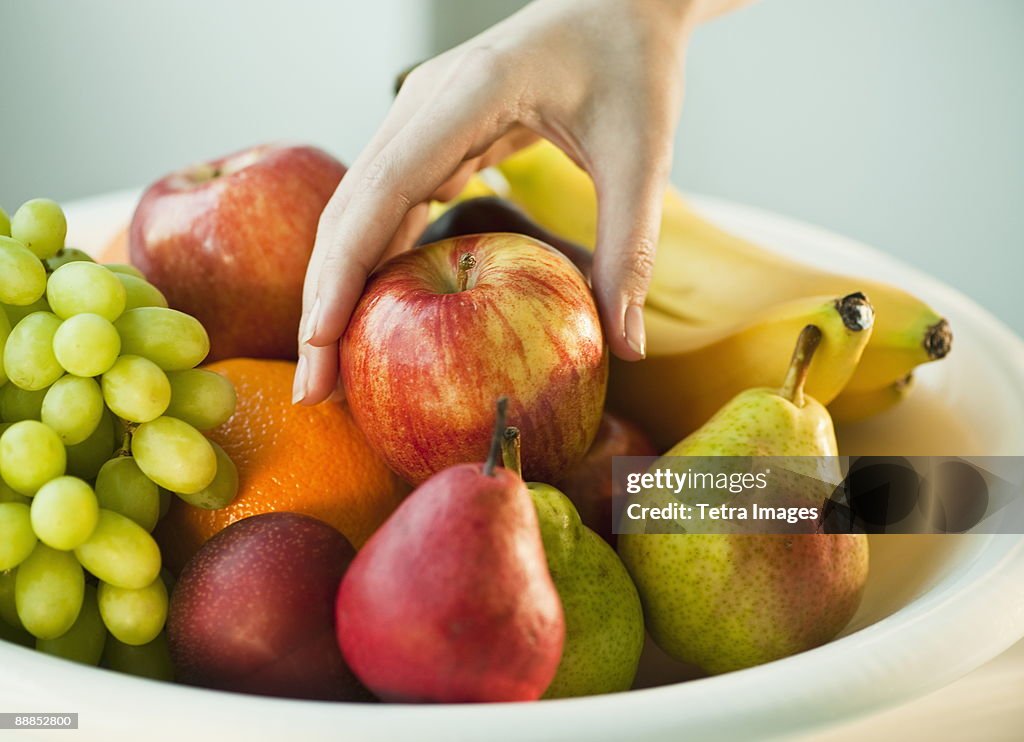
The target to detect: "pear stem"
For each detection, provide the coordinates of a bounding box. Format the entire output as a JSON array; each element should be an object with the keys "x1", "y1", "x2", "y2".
[
  {"x1": 501, "y1": 427, "x2": 523, "y2": 478},
  {"x1": 456, "y1": 253, "x2": 477, "y2": 292},
  {"x1": 780, "y1": 325, "x2": 823, "y2": 407},
  {"x1": 483, "y1": 397, "x2": 508, "y2": 477}
]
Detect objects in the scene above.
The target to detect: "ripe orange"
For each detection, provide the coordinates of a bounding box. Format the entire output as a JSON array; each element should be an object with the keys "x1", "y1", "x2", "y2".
[
  {"x1": 100, "y1": 224, "x2": 129, "y2": 264},
  {"x1": 155, "y1": 358, "x2": 410, "y2": 574}
]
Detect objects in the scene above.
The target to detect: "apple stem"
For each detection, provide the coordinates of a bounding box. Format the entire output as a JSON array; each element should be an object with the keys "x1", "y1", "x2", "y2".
[
  {"x1": 780, "y1": 325, "x2": 823, "y2": 407},
  {"x1": 483, "y1": 397, "x2": 509, "y2": 477},
  {"x1": 501, "y1": 427, "x2": 523, "y2": 478},
  {"x1": 456, "y1": 253, "x2": 477, "y2": 292}
]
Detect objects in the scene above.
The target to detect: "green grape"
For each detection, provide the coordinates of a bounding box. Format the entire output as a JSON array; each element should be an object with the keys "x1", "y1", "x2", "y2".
[
  {"x1": 0, "y1": 384, "x2": 47, "y2": 422},
  {"x1": 46, "y1": 262, "x2": 126, "y2": 321},
  {"x1": 0, "y1": 206, "x2": 9, "y2": 237},
  {"x1": 115, "y1": 307, "x2": 210, "y2": 371},
  {"x1": 105, "y1": 263, "x2": 144, "y2": 279},
  {"x1": 35, "y1": 583, "x2": 106, "y2": 665},
  {"x1": 74, "y1": 509, "x2": 161, "y2": 589},
  {"x1": 0, "y1": 306, "x2": 9, "y2": 387},
  {"x1": 30, "y1": 476, "x2": 99, "y2": 550},
  {"x1": 164, "y1": 369, "x2": 236, "y2": 430},
  {"x1": 3, "y1": 311, "x2": 64, "y2": 390},
  {"x1": 52, "y1": 313, "x2": 121, "y2": 377},
  {"x1": 116, "y1": 273, "x2": 168, "y2": 311},
  {"x1": 98, "y1": 577, "x2": 167, "y2": 646},
  {"x1": 0, "y1": 502, "x2": 37, "y2": 570},
  {"x1": 41, "y1": 375, "x2": 104, "y2": 445},
  {"x1": 45, "y1": 247, "x2": 95, "y2": 272},
  {"x1": 65, "y1": 409, "x2": 118, "y2": 480},
  {"x1": 132, "y1": 416, "x2": 216, "y2": 494},
  {"x1": 175, "y1": 441, "x2": 238, "y2": 510},
  {"x1": 0, "y1": 477, "x2": 31, "y2": 504},
  {"x1": 0, "y1": 568, "x2": 20, "y2": 628},
  {"x1": 101, "y1": 355, "x2": 170, "y2": 423},
  {"x1": 0, "y1": 420, "x2": 66, "y2": 495},
  {"x1": 102, "y1": 632, "x2": 174, "y2": 681},
  {"x1": 2, "y1": 295, "x2": 51, "y2": 326},
  {"x1": 95, "y1": 457, "x2": 160, "y2": 532},
  {"x1": 15, "y1": 543, "x2": 84, "y2": 640},
  {"x1": 10, "y1": 198, "x2": 67, "y2": 260},
  {"x1": 0, "y1": 236, "x2": 47, "y2": 306}
]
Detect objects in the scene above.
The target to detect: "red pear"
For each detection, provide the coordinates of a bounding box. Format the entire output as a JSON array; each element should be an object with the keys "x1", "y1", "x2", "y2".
[{"x1": 336, "y1": 401, "x2": 564, "y2": 703}]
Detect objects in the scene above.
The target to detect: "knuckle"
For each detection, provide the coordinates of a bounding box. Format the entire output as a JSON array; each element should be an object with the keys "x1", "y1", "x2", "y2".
[
  {"x1": 317, "y1": 249, "x2": 348, "y2": 283},
  {"x1": 626, "y1": 238, "x2": 657, "y2": 291},
  {"x1": 595, "y1": 235, "x2": 657, "y2": 299},
  {"x1": 316, "y1": 188, "x2": 345, "y2": 227},
  {"x1": 360, "y1": 153, "x2": 398, "y2": 195},
  {"x1": 455, "y1": 45, "x2": 512, "y2": 93},
  {"x1": 359, "y1": 154, "x2": 413, "y2": 214},
  {"x1": 401, "y1": 63, "x2": 429, "y2": 90},
  {"x1": 335, "y1": 243, "x2": 376, "y2": 279}
]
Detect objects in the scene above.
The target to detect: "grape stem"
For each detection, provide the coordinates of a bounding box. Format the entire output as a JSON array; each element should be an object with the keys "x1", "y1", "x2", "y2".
[{"x1": 115, "y1": 419, "x2": 138, "y2": 457}]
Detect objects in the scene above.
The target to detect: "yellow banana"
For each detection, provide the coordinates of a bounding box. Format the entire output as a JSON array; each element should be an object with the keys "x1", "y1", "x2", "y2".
[
  {"x1": 827, "y1": 374, "x2": 914, "y2": 423},
  {"x1": 493, "y1": 142, "x2": 951, "y2": 395},
  {"x1": 609, "y1": 293, "x2": 874, "y2": 450}
]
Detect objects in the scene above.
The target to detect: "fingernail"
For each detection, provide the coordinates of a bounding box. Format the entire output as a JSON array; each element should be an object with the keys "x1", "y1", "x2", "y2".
[
  {"x1": 301, "y1": 297, "x2": 321, "y2": 345},
  {"x1": 292, "y1": 355, "x2": 308, "y2": 404},
  {"x1": 624, "y1": 304, "x2": 646, "y2": 358}
]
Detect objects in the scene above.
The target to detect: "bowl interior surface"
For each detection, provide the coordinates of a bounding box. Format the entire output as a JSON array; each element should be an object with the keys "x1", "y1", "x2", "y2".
[{"x1": 0, "y1": 191, "x2": 1020, "y2": 741}]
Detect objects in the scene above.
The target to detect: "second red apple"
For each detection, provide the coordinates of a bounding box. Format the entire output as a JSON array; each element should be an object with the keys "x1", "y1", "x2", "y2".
[{"x1": 129, "y1": 144, "x2": 345, "y2": 362}]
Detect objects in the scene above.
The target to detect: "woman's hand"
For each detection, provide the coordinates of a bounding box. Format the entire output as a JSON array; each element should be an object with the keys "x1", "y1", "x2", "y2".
[{"x1": 295, "y1": 0, "x2": 742, "y2": 405}]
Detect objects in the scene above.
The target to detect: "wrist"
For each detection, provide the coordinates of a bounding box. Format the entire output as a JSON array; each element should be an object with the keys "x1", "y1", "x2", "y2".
[{"x1": 628, "y1": 0, "x2": 705, "y2": 40}]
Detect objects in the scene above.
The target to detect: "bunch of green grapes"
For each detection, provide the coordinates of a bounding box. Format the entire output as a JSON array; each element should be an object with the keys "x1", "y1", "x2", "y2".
[{"x1": 0, "y1": 199, "x2": 238, "y2": 678}]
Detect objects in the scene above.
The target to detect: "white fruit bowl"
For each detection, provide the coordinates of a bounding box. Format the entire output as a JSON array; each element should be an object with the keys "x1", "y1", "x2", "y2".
[{"x1": 1, "y1": 191, "x2": 1022, "y2": 741}]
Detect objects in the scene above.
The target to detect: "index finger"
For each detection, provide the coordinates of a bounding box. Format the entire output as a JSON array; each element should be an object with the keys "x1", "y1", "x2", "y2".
[{"x1": 305, "y1": 94, "x2": 504, "y2": 350}]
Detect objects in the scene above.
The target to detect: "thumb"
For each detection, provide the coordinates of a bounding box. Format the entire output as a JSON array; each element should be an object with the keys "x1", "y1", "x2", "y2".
[{"x1": 589, "y1": 141, "x2": 672, "y2": 361}]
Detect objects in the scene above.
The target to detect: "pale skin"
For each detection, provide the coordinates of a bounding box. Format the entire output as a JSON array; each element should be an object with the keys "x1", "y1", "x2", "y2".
[{"x1": 295, "y1": 0, "x2": 752, "y2": 405}]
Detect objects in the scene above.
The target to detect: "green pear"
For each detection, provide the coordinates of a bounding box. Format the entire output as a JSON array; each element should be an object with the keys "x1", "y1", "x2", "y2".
[
  {"x1": 503, "y1": 428, "x2": 644, "y2": 697},
  {"x1": 619, "y1": 326, "x2": 869, "y2": 674}
]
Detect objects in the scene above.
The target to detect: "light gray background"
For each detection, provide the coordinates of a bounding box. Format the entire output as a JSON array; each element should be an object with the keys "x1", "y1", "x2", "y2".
[{"x1": 1, "y1": 0, "x2": 1020, "y2": 332}]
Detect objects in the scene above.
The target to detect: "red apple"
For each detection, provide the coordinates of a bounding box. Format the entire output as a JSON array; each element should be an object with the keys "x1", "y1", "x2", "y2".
[
  {"x1": 341, "y1": 234, "x2": 608, "y2": 485},
  {"x1": 554, "y1": 412, "x2": 657, "y2": 547},
  {"x1": 129, "y1": 144, "x2": 345, "y2": 362},
  {"x1": 166, "y1": 512, "x2": 365, "y2": 701}
]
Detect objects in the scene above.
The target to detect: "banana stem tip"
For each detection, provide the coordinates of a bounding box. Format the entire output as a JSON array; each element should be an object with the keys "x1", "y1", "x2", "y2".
[
  {"x1": 837, "y1": 292, "x2": 874, "y2": 332},
  {"x1": 924, "y1": 319, "x2": 953, "y2": 359}
]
